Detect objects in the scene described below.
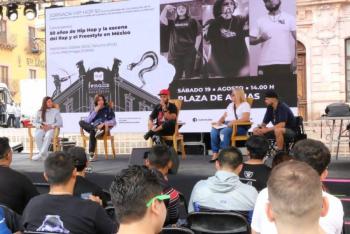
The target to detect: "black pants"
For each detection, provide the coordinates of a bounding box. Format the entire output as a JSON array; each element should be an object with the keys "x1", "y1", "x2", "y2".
[
  {"x1": 257, "y1": 64, "x2": 292, "y2": 79},
  {"x1": 155, "y1": 120, "x2": 176, "y2": 136},
  {"x1": 169, "y1": 50, "x2": 196, "y2": 80},
  {"x1": 79, "y1": 120, "x2": 97, "y2": 153},
  {"x1": 7, "y1": 114, "x2": 15, "y2": 128}
]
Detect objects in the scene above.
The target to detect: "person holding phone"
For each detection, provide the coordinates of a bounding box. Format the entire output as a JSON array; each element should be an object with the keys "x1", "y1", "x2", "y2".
[
  {"x1": 33, "y1": 96, "x2": 62, "y2": 161},
  {"x1": 79, "y1": 94, "x2": 116, "y2": 162}
]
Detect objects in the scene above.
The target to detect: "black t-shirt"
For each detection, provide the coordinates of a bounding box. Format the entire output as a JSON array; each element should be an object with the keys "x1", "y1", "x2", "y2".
[
  {"x1": 239, "y1": 163, "x2": 271, "y2": 192},
  {"x1": 263, "y1": 102, "x2": 296, "y2": 130},
  {"x1": 205, "y1": 16, "x2": 248, "y2": 77},
  {"x1": 22, "y1": 194, "x2": 117, "y2": 234},
  {"x1": 73, "y1": 176, "x2": 109, "y2": 207},
  {"x1": 166, "y1": 18, "x2": 199, "y2": 59},
  {"x1": 0, "y1": 166, "x2": 39, "y2": 214},
  {"x1": 150, "y1": 102, "x2": 177, "y2": 126}
]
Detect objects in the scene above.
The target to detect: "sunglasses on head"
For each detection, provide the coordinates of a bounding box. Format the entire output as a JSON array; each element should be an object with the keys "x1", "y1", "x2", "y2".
[{"x1": 146, "y1": 194, "x2": 170, "y2": 208}]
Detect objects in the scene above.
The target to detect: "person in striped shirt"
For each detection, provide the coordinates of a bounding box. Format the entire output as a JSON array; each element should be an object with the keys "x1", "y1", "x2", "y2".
[{"x1": 145, "y1": 145, "x2": 180, "y2": 226}]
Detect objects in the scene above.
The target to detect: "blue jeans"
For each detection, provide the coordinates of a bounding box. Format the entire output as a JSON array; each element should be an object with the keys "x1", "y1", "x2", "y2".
[{"x1": 210, "y1": 126, "x2": 248, "y2": 153}]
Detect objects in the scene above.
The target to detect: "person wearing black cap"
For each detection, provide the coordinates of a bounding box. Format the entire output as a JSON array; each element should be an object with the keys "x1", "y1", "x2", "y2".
[
  {"x1": 253, "y1": 91, "x2": 296, "y2": 150},
  {"x1": 68, "y1": 147, "x2": 109, "y2": 207},
  {"x1": 144, "y1": 89, "x2": 178, "y2": 143}
]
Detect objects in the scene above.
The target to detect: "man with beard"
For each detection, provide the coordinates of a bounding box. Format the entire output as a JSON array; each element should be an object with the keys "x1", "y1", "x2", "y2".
[
  {"x1": 253, "y1": 91, "x2": 296, "y2": 151},
  {"x1": 204, "y1": 0, "x2": 249, "y2": 78},
  {"x1": 250, "y1": 0, "x2": 296, "y2": 78},
  {"x1": 144, "y1": 89, "x2": 177, "y2": 144},
  {"x1": 160, "y1": 3, "x2": 201, "y2": 80}
]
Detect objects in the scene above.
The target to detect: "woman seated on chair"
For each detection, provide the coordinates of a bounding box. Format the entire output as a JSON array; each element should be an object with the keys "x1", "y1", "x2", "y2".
[
  {"x1": 79, "y1": 94, "x2": 116, "y2": 162},
  {"x1": 32, "y1": 96, "x2": 63, "y2": 161},
  {"x1": 210, "y1": 88, "x2": 251, "y2": 162}
]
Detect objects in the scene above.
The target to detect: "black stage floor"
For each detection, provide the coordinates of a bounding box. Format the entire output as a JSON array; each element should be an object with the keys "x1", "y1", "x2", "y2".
[{"x1": 11, "y1": 153, "x2": 350, "y2": 201}]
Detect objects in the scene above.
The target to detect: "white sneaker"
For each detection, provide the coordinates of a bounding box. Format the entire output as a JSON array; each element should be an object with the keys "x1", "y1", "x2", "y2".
[
  {"x1": 32, "y1": 154, "x2": 43, "y2": 161},
  {"x1": 95, "y1": 129, "x2": 105, "y2": 138}
]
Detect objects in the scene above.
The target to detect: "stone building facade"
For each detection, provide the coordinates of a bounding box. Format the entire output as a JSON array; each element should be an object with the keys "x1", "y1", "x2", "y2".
[{"x1": 297, "y1": 0, "x2": 350, "y2": 120}]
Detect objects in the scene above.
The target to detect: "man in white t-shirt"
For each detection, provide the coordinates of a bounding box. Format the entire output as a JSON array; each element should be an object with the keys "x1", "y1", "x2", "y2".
[
  {"x1": 250, "y1": 0, "x2": 296, "y2": 78},
  {"x1": 210, "y1": 88, "x2": 250, "y2": 162},
  {"x1": 251, "y1": 139, "x2": 344, "y2": 234},
  {"x1": 266, "y1": 161, "x2": 329, "y2": 234}
]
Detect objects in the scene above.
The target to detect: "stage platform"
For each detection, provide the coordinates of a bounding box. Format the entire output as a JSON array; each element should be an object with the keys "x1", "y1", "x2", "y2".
[{"x1": 11, "y1": 153, "x2": 350, "y2": 201}]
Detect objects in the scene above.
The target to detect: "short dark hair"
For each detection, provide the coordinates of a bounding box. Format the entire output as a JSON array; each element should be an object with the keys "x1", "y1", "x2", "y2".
[
  {"x1": 290, "y1": 139, "x2": 331, "y2": 175},
  {"x1": 148, "y1": 145, "x2": 171, "y2": 168},
  {"x1": 44, "y1": 151, "x2": 75, "y2": 185},
  {"x1": 264, "y1": 90, "x2": 278, "y2": 99},
  {"x1": 213, "y1": 0, "x2": 237, "y2": 19},
  {"x1": 245, "y1": 136, "x2": 269, "y2": 159},
  {"x1": 68, "y1": 146, "x2": 87, "y2": 172},
  {"x1": 110, "y1": 165, "x2": 162, "y2": 223},
  {"x1": 217, "y1": 147, "x2": 243, "y2": 170},
  {"x1": 0, "y1": 137, "x2": 10, "y2": 160}
]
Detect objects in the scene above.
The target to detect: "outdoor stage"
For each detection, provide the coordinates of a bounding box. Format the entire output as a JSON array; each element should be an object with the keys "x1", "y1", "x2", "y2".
[{"x1": 11, "y1": 153, "x2": 350, "y2": 201}]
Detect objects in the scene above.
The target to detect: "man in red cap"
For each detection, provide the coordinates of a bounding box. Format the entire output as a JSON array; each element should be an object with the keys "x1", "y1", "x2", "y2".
[{"x1": 144, "y1": 89, "x2": 178, "y2": 143}]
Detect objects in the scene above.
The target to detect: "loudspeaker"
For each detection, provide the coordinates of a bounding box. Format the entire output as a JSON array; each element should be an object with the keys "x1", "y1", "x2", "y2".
[
  {"x1": 129, "y1": 147, "x2": 180, "y2": 175},
  {"x1": 129, "y1": 148, "x2": 150, "y2": 166}
]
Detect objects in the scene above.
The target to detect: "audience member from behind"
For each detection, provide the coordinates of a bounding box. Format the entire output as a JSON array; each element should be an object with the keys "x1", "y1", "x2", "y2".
[
  {"x1": 239, "y1": 136, "x2": 271, "y2": 191},
  {"x1": 68, "y1": 146, "x2": 109, "y2": 207},
  {"x1": 188, "y1": 147, "x2": 258, "y2": 213},
  {"x1": 267, "y1": 161, "x2": 328, "y2": 234},
  {"x1": 0, "y1": 137, "x2": 38, "y2": 214},
  {"x1": 110, "y1": 165, "x2": 170, "y2": 234},
  {"x1": 145, "y1": 145, "x2": 180, "y2": 225},
  {"x1": 22, "y1": 151, "x2": 117, "y2": 234},
  {"x1": 251, "y1": 139, "x2": 344, "y2": 234}
]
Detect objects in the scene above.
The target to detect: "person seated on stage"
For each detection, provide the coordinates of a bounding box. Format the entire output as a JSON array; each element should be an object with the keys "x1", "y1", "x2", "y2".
[
  {"x1": 253, "y1": 91, "x2": 296, "y2": 151},
  {"x1": 144, "y1": 89, "x2": 177, "y2": 144},
  {"x1": 22, "y1": 151, "x2": 117, "y2": 234},
  {"x1": 251, "y1": 139, "x2": 344, "y2": 234},
  {"x1": 145, "y1": 145, "x2": 180, "y2": 226},
  {"x1": 0, "y1": 137, "x2": 38, "y2": 215},
  {"x1": 210, "y1": 88, "x2": 251, "y2": 162},
  {"x1": 32, "y1": 96, "x2": 63, "y2": 161},
  {"x1": 79, "y1": 94, "x2": 116, "y2": 161},
  {"x1": 266, "y1": 161, "x2": 328, "y2": 234},
  {"x1": 188, "y1": 147, "x2": 258, "y2": 213},
  {"x1": 239, "y1": 136, "x2": 271, "y2": 192},
  {"x1": 110, "y1": 165, "x2": 170, "y2": 234},
  {"x1": 68, "y1": 146, "x2": 109, "y2": 207}
]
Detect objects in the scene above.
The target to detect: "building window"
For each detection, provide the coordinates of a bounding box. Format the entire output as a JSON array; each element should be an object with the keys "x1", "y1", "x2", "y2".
[
  {"x1": 124, "y1": 93, "x2": 135, "y2": 111},
  {"x1": 0, "y1": 21, "x2": 7, "y2": 43},
  {"x1": 29, "y1": 69, "x2": 36, "y2": 79},
  {"x1": 0, "y1": 66, "x2": 9, "y2": 85},
  {"x1": 28, "y1": 26, "x2": 36, "y2": 50},
  {"x1": 346, "y1": 38, "x2": 350, "y2": 102}
]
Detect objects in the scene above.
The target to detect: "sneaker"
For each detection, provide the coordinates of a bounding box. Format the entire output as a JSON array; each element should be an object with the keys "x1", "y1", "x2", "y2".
[
  {"x1": 144, "y1": 130, "x2": 154, "y2": 140},
  {"x1": 152, "y1": 135, "x2": 162, "y2": 145},
  {"x1": 85, "y1": 166, "x2": 93, "y2": 173},
  {"x1": 32, "y1": 154, "x2": 43, "y2": 161},
  {"x1": 95, "y1": 129, "x2": 105, "y2": 138},
  {"x1": 88, "y1": 152, "x2": 96, "y2": 162}
]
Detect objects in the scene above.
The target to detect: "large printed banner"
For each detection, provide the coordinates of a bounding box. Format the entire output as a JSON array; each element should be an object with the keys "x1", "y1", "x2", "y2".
[{"x1": 45, "y1": 0, "x2": 297, "y2": 133}]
